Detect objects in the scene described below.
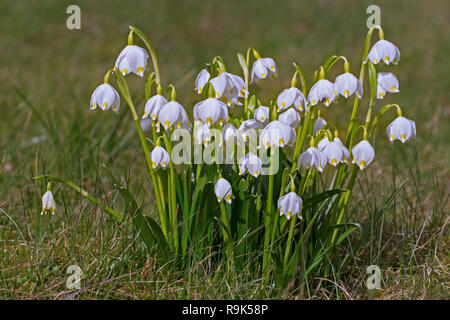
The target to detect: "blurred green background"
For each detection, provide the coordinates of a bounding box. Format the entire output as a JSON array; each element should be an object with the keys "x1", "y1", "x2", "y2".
[{"x1": 0, "y1": 0, "x2": 448, "y2": 299}]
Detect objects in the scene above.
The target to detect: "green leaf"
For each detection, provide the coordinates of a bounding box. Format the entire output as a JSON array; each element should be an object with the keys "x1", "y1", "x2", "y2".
[
  {"x1": 368, "y1": 62, "x2": 377, "y2": 100},
  {"x1": 237, "y1": 52, "x2": 248, "y2": 82},
  {"x1": 302, "y1": 189, "x2": 347, "y2": 212}
]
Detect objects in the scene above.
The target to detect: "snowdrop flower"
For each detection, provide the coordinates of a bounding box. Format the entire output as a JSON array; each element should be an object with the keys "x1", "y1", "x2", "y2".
[
  {"x1": 334, "y1": 73, "x2": 363, "y2": 99},
  {"x1": 377, "y1": 72, "x2": 399, "y2": 99},
  {"x1": 214, "y1": 178, "x2": 233, "y2": 204},
  {"x1": 151, "y1": 146, "x2": 170, "y2": 170},
  {"x1": 193, "y1": 98, "x2": 228, "y2": 127},
  {"x1": 90, "y1": 83, "x2": 120, "y2": 113},
  {"x1": 41, "y1": 191, "x2": 56, "y2": 215},
  {"x1": 313, "y1": 117, "x2": 327, "y2": 136},
  {"x1": 298, "y1": 147, "x2": 328, "y2": 172},
  {"x1": 143, "y1": 95, "x2": 168, "y2": 120},
  {"x1": 254, "y1": 106, "x2": 270, "y2": 125},
  {"x1": 387, "y1": 116, "x2": 416, "y2": 143},
  {"x1": 238, "y1": 153, "x2": 262, "y2": 177},
  {"x1": 222, "y1": 123, "x2": 237, "y2": 142},
  {"x1": 351, "y1": 140, "x2": 375, "y2": 170},
  {"x1": 276, "y1": 87, "x2": 307, "y2": 112},
  {"x1": 321, "y1": 137, "x2": 350, "y2": 166},
  {"x1": 237, "y1": 119, "x2": 264, "y2": 142},
  {"x1": 195, "y1": 69, "x2": 210, "y2": 94},
  {"x1": 278, "y1": 108, "x2": 301, "y2": 128},
  {"x1": 115, "y1": 45, "x2": 148, "y2": 77},
  {"x1": 366, "y1": 40, "x2": 400, "y2": 65},
  {"x1": 260, "y1": 120, "x2": 296, "y2": 148},
  {"x1": 195, "y1": 123, "x2": 211, "y2": 146},
  {"x1": 157, "y1": 101, "x2": 190, "y2": 130},
  {"x1": 307, "y1": 79, "x2": 338, "y2": 107},
  {"x1": 251, "y1": 57, "x2": 278, "y2": 83},
  {"x1": 278, "y1": 192, "x2": 303, "y2": 220},
  {"x1": 210, "y1": 72, "x2": 247, "y2": 106}
]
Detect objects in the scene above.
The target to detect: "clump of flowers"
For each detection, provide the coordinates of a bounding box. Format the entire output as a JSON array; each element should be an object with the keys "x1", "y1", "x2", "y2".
[{"x1": 35, "y1": 25, "x2": 415, "y2": 289}]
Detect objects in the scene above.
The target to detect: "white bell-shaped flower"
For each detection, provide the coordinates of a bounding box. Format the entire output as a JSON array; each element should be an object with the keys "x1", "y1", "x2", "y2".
[
  {"x1": 278, "y1": 108, "x2": 301, "y2": 128},
  {"x1": 254, "y1": 106, "x2": 270, "y2": 125},
  {"x1": 41, "y1": 191, "x2": 56, "y2": 215},
  {"x1": 195, "y1": 69, "x2": 210, "y2": 94},
  {"x1": 237, "y1": 119, "x2": 264, "y2": 142},
  {"x1": 214, "y1": 178, "x2": 233, "y2": 204},
  {"x1": 321, "y1": 137, "x2": 350, "y2": 166},
  {"x1": 151, "y1": 146, "x2": 170, "y2": 170},
  {"x1": 251, "y1": 57, "x2": 278, "y2": 83},
  {"x1": 313, "y1": 117, "x2": 327, "y2": 136},
  {"x1": 366, "y1": 39, "x2": 400, "y2": 65},
  {"x1": 307, "y1": 79, "x2": 338, "y2": 107},
  {"x1": 210, "y1": 72, "x2": 248, "y2": 106},
  {"x1": 351, "y1": 140, "x2": 375, "y2": 170},
  {"x1": 193, "y1": 98, "x2": 228, "y2": 127},
  {"x1": 195, "y1": 123, "x2": 211, "y2": 146},
  {"x1": 278, "y1": 192, "x2": 303, "y2": 220},
  {"x1": 276, "y1": 87, "x2": 307, "y2": 112},
  {"x1": 115, "y1": 45, "x2": 149, "y2": 77},
  {"x1": 334, "y1": 72, "x2": 363, "y2": 99},
  {"x1": 387, "y1": 116, "x2": 416, "y2": 143},
  {"x1": 238, "y1": 153, "x2": 262, "y2": 177},
  {"x1": 377, "y1": 72, "x2": 399, "y2": 99},
  {"x1": 222, "y1": 123, "x2": 237, "y2": 142},
  {"x1": 260, "y1": 120, "x2": 296, "y2": 148},
  {"x1": 298, "y1": 147, "x2": 328, "y2": 172},
  {"x1": 90, "y1": 83, "x2": 121, "y2": 113},
  {"x1": 157, "y1": 101, "x2": 190, "y2": 130},
  {"x1": 143, "y1": 95, "x2": 168, "y2": 120}
]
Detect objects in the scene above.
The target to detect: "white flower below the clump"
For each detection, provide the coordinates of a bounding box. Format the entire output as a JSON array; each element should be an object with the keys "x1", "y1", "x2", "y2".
[
  {"x1": 351, "y1": 140, "x2": 375, "y2": 170},
  {"x1": 157, "y1": 101, "x2": 190, "y2": 130},
  {"x1": 313, "y1": 117, "x2": 327, "y2": 136},
  {"x1": 254, "y1": 106, "x2": 270, "y2": 125},
  {"x1": 276, "y1": 87, "x2": 307, "y2": 112},
  {"x1": 307, "y1": 79, "x2": 337, "y2": 107},
  {"x1": 115, "y1": 45, "x2": 148, "y2": 77},
  {"x1": 260, "y1": 120, "x2": 296, "y2": 148},
  {"x1": 143, "y1": 95, "x2": 168, "y2": 120},
  {"x1": 387, "y1": 116, "x2": 416, "y2": 143},
  {"x1": 193, "y1": 98, "x2": 228, "y2": 127},
  {"x1": 195, "y1": 123, "x2": 211, "y2": 146},
  {"x1": 377, "y1": 72, "x2": 399, "y2": 99},
  {"x1": 251, "y1": 57, "x2": 278, "y2": 84},
  {"x1": 278, "y1": 108, "x2": 301, "y2": 128},
  {"x1": 366, "y1": 39, "x2": 400, "y2": 65},
  {"x1": 320, "y1": 137, "x2": 350, "y2": 166},
  {"x1": 222, "y1": 123, "x2": 237, "y2": 142},
  {"x1": 210, "y1": 72, "x2": 248, "y2": 106},
  {"x1": 334, "y1": 72, "x2": 363, "y2": 99},
  {"x1": 238, "y1": 153, "x2": 262, "y2": 177},
  {"x1": 151, "y1": 146, "x2": 170, "y2": 170},
  {"x1": 214, "y1": 178, "x2": 233, "y2": 204},
  {"x1": 195, "y1": 69, "x2": 210, "y2": 94},
  {"x1": 278, "y1": 192, "x2": 303, "y2": 220},
  {"x1": 90, "y1": 83, "x2": 120, "y2": 113},
  {"x1": 237, "y1": 119, "x2": 264, "y2": 142},
  {"x1": 298, "y1": 147, "x2": 328, "y2": 172},
  {"x1": 41, "y1": 191, "x2": 56, "y2": 215}
]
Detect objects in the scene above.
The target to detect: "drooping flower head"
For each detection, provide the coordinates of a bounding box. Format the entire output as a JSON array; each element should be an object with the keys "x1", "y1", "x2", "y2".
[
  {"x1": 351, "y1": 140, "x2": 375, "y2": 170},
  {"x1": 195, "y1": 123, "x2": 211, "y2": 146},
  {"x1": 251, "y1": 57, "x2": 278, "y2": 83},
  {"x1": 307, "y1": 79, "x2": 337, "y2": 107},
  {"x1": 238, "y1": 152, "x2": 262, "y2": 177},
  {"x1": 214, "y1": 178, "x2": 233, "y2": 204},
  {"x1": 143, "y1": 95, "x2": 168, "y2": 120},
  {"x1": 366, "y1": 39, "x2": 400, "y2": 65},
  {"x1": 193, "y1": 98, "x2": 228, "y2": 127},
  {"x1": 277, "y1": 87, "x2": 307, "y2": 112},
  {"x1": 151, "y1": 146, "x2": 170, "y2": 170},
  {"x1": 157, "y1": 101, "x2": 190, "y2": 130},
  {"x1": 377, "y1": 72, "x2": 399, "y2": 99},
  {"x1": 298, "y1": 147, "x2": 328, "y2": 172},
  {"x1": 41, "y1": 191, "x2": 56, "y2": 215},
  {"x1": 313, "y1": 117, "x2": 327, "y2": 136},
  {"x1": 260, "y1": 120, "x2": 296, "y2": 148},
  {"x1": 90, "y1": 83, "x2": 120, "y2": 113},
  {"x1": 195, "y1": 69, "x2": 210, "y2": 94},
  {"x1": 115, "y1": 45, "x2": 149, "y2": 77},
  {"x1": 319, "y1": 137, "x2": 350, "y2": 166},
  {"x1": 387, "y1": 116, "x2": 416, "y2": 143},
  {"x1": 222, "y1": 123, "x2": 237, "y2": 143},
  {"x1": 254, "y1": 106, "x2": 270, "y2": 125},
  {"x1": 237, "y1": 119, "x2": 264, "y2": 143},
  {"x1": 334, "y1": 72, "x2": 363, "y2": 99},
  {"x1": 278, "y1": 108, "x2": 301, "y2": 128},
  {"x1": 278, "y1": 192, "x2": 303, "y2": 220},
  {"x1": 210, "y1": 72, "x2": 247, "y2": 106}
]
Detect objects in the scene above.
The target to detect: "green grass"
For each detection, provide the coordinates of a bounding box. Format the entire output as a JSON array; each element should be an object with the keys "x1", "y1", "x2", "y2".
[{"x1": 0, "y1": 0, "x2": 448, "y2": 299}]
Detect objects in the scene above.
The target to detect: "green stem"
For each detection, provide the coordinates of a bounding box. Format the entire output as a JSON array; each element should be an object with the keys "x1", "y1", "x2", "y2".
[{"x1": 129, "y1": 26, "x2": 161, "y2": 84}]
